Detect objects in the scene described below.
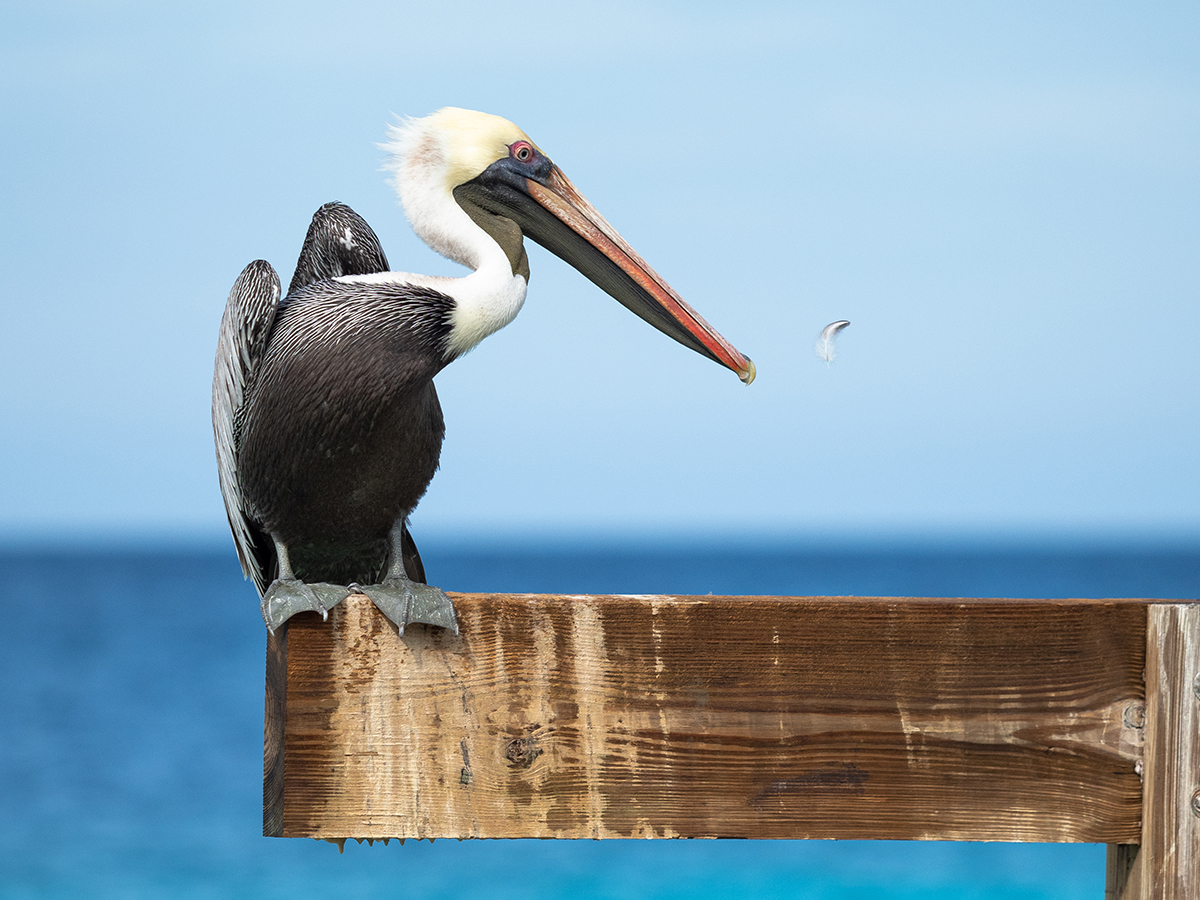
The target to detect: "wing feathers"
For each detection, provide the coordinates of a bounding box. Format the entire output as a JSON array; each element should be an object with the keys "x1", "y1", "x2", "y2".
[
  {"x1": 213, "y1": 260, "x2": 281, "y2": 594},
  {"x1": 288, "y1": 201, "x2": 390, "y2": 294}
]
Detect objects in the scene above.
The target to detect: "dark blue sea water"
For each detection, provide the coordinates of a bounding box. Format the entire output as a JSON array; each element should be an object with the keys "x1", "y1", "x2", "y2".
[{"x1": 2, "y1": 537, "x2": 1196, "y2": 899}]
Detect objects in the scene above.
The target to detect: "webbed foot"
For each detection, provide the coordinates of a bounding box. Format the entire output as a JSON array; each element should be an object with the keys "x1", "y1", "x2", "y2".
[
  {"x1": 353, "y1": 576, "x2": 459, "y2": 636},
  {"x1": 261, "y1": 579, "x2": 350, "y2": 632}
]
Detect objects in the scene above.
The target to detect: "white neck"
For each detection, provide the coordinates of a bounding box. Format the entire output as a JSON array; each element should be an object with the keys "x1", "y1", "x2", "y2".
[{"x1": 369, "y1": 120, "x2": 529, "y2": 358}]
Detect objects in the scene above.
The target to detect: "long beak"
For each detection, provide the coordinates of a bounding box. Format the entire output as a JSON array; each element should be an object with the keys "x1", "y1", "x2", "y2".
[{"x1": 459, "y1": 164, "x2": 755, "y2": 385}]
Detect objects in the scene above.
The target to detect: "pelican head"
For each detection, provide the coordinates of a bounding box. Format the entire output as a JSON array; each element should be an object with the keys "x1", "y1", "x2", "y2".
[{"x1": 384, "y1": 108, "x2": 755, "y2": 384}]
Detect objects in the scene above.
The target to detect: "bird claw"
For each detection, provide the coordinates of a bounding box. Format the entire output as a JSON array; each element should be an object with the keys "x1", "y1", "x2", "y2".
[
  {"x1": 261, "y1": 579, "x2": 350, "y2": 631},
  {"x1": 356, "y1": 577, "x2": 459, "y2": 637},
  {"x1": 259, "y1": 575, "x2": 455, "y2": 637}
]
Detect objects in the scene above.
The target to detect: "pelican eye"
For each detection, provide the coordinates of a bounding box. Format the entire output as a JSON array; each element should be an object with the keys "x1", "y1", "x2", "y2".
[{"x1": 510, "y1": 141, "x2": 535, "y2": 163}]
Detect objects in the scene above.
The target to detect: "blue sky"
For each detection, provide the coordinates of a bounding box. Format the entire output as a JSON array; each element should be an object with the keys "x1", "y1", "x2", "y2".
[{"x1": 1, "y1": 1, "x2": 1197, "y2": 543}]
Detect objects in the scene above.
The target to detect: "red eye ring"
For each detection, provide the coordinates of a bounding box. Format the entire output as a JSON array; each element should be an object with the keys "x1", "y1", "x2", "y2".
[{"x1": 510, "y1": 141, "x2": 535, "y2": 163}]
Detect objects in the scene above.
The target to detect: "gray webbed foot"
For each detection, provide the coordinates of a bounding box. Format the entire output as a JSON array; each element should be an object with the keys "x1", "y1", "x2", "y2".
[
  {"x1": 261, "y1": 579, "x2": 351, "y2": 632},
  {"x1": 354, "y1": 576, "x2": 459, "y2": 636}
]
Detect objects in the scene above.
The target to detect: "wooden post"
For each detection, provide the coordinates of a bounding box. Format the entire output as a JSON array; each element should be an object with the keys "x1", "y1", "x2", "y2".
[
  {"x1": 1106, "y1": 603, "x2": 1200, "y2": 899},
  {"x1": 265, "y1": 593, "x2": 1151, "y2": 843},
  {"x1": 263, "y1": 625, "x2": 288, "y2": 838}
]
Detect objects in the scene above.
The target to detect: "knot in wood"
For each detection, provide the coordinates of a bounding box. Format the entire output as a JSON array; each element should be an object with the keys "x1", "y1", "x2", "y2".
[
  {"x1": 1122, "y1": 703, "x2": 1146, "y2": 729},
  {"x1": 504, "y1": 735, "x2": 542, "y2": 769}
]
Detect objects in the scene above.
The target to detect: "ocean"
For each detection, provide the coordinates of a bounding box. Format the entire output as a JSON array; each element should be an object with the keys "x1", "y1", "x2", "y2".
[{"x1": 2, "y1": 538, "x2": 1196, "y2": 899}]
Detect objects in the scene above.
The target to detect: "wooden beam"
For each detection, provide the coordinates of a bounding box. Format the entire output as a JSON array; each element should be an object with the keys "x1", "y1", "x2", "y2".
[
  {"x1": 266, "y1": 593, "x2": 1148, "y2": 842},
  {"x1": 1108, "y1": 603, "x2": 1199, "y2": 899}
]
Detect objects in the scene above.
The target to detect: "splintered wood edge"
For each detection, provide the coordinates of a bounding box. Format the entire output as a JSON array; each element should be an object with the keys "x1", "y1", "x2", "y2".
[{"x1": 265, "y1": 593, "x2": 1163, "y2": 843}]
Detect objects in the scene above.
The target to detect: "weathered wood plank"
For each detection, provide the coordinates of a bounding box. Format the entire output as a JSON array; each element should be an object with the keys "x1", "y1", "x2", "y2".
[
  {"x1": 263, "y1": 624, "x2": 287, "y2": 838},
  {"x1": 1109, "y1": 603, "x2": 1200, "y2": 898},
  {"x1": 266, "y1": 593, "x2": 1148, "y2": 842},
  {"x1": 1106, "y1": 843, "x2": 1141, "y2": 899}
]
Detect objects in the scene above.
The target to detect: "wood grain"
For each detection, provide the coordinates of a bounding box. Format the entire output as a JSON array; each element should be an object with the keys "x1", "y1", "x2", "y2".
[
  {"x1": 1111, "y1": 603, "x2": 1199, "y2": 899},
  {"x1": 266, "y1": 593, "x2": 1149, "y2": 842},
  {"x1": 263, "y1": 624, "x2": 287, "y2": 837}
]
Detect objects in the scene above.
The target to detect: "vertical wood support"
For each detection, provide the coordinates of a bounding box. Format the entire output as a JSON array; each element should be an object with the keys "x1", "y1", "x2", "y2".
[
  {"x1": 1107, "y1": 603, "x2": 1200, "y2": 899},
  {"x1": 263, "y1": 623, "x2": 288, "y2": 838}
]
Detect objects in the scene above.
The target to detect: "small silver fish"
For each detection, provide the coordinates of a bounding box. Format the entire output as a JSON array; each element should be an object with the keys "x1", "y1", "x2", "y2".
[{"x1": 815, "y1": 320, "x2": 851, "y2": 364}]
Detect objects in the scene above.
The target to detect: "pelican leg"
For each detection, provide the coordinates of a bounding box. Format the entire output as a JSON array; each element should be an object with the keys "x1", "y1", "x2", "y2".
[
  {"x1": 260, "y1": 539, "x2": 350, "y2": 632},
  {"x1": 353, "y1": 521, "x2": 459, "y2": 636}
]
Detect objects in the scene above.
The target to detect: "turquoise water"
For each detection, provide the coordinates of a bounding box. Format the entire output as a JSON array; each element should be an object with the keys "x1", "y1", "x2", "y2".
[{"x1": 3, "y1": 539, "x2": 1195, "y2": 898}]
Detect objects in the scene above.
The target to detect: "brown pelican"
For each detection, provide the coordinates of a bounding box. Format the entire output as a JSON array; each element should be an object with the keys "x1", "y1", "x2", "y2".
[{"x1": 213, "y1": 108, "x2": 755, "y2": 634}]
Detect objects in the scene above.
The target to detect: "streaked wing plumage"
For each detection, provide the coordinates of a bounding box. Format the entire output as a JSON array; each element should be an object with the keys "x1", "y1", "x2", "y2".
[
  {"x1": 214, "y1": 204, "x2": 397, "y2": 595},
  {"x1": 288, "y1": 202, "x2": 391, "y2": 294},
  {"x1": 213, "y1": 260, "x2": 281, "y2": 593}
]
